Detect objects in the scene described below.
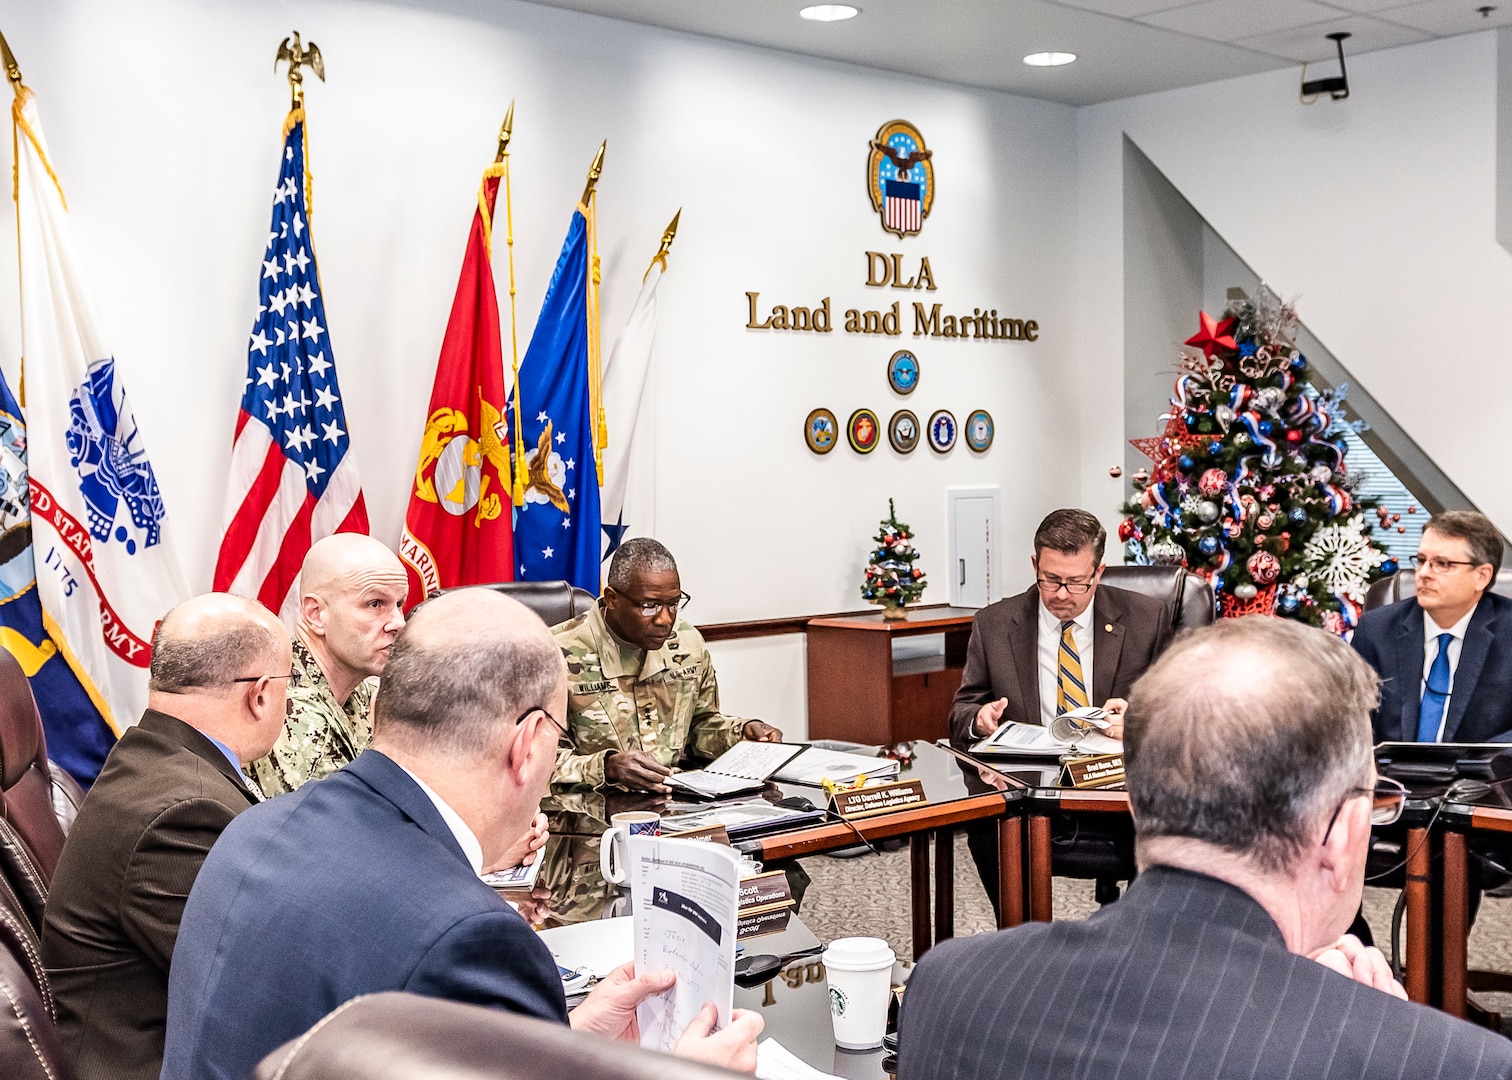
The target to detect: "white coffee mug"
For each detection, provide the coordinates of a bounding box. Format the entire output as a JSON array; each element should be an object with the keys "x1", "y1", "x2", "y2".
[
  {"x1": 822, "y1": 936, "x2": 896, "y2": 1050},
  {"x1": 599, "y1": 811, "x2": 660, "y2": 885}
]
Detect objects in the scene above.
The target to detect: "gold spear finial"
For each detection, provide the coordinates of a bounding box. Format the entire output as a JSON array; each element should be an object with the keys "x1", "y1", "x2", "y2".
[
  {"x1": 580, "y1": 139, "x2": 606, "y2": 205},
  {"x1": 275, "y1": 31, "x2": 325, "y2": 108},
  {"x1": 0, "y1": 30, "x2": 25, "y2": 98},
  {"x1": 495, "y1": 99, "x2": 515, "y2": 163},
  {"x1": 657, "y1": 209, "x2": 681, "y2": 260}
]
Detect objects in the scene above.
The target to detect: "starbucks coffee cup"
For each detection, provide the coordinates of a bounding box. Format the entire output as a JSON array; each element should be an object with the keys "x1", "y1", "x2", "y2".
[{"x1": 822, "y1": 936, "x2": 896, "y2": 1049}]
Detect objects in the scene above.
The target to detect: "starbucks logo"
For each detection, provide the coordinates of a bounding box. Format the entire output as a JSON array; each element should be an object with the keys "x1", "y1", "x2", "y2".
[{"x1": 829, "y1": 985, "x2": 848, "y2": 1017}]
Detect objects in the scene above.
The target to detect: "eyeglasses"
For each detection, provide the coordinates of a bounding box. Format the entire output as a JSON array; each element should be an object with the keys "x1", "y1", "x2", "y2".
[
  {"x1": 620, "y1": 591, "x2": 692, "y2": 618},
  {"x1": 1410, "y1": 554, "x2": 1484, "y2": 573},
  {"x1": 1321, "y1": 775, "x2": 1409, "y2": 844},
  {"x1": 515, "y1": 706, "x2": 570, "y2": 739},
  {"x1": 1036, "y1": 578, "x2": 1095, "y2": 596},
  {"x1": 232, "y1": 669, "x2": 303, "y2": 688}
]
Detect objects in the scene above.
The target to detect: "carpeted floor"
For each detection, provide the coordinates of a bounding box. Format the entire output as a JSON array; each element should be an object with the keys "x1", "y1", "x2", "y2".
[{"x1": 797, "y1": 833, "x2": 1512, "y2": 1020}]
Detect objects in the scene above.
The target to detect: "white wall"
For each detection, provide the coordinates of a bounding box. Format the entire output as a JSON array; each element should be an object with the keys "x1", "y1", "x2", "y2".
[
  {"x1": 1077, "y1": 32, "x2": 1512, "y2": 536},
  {"x1": 0, "y1": 0, "x2": 1081, "y2": 732}
]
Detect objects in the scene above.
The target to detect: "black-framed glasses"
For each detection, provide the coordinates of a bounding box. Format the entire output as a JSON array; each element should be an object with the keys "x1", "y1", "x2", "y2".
[
  {"x1": 624, "y1": 591, "x2": 691, "y2": 618},
  {"x1": 1321, "y1": 776, "x2": 1409, "y2": 844},
  {"x1": 515, "y1": 706, "x2": 569, "y2": 738},
  {"x1": 1410, "y1": 554, "x2": 1483, "y2": 573},
  {"x1": 1036, "y1": 578, "x2": 1094, "y2": 596},
  {"x1": 232, "y1": 669, "x2": 303, "y2": 688}
]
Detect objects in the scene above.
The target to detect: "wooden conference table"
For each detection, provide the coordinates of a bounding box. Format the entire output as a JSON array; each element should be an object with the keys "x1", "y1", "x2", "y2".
[{"x1": 540, "y1": 740, "x2": 1027, "y2": 959}]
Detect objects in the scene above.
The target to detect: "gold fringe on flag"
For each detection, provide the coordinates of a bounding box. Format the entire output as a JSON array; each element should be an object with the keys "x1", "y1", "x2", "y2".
[
  {"x1": 579, "y1": 141, "x2": 606, "y2": 484},
  {"x1": 496, "y1": 103, "x2": 527, "y2": 509}
]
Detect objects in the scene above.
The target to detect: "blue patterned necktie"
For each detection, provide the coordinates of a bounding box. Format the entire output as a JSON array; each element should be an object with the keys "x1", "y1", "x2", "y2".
[{"x1": 1418, "y1": 632, "x2": 1454, "y2": 743}]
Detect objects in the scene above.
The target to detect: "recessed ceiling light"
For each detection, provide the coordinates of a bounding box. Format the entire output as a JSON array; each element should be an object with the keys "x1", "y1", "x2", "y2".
[
  {"x1": 799, "y1": 5, "x2": 860, "y2": 22},
  {"x1": 1023, "y1": 51, "x2": 1077, "y2": 67}
]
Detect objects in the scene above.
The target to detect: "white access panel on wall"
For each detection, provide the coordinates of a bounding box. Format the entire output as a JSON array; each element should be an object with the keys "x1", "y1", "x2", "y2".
[{"x1": 947, "y1": 487, "x2": 1001, "y2": 608}]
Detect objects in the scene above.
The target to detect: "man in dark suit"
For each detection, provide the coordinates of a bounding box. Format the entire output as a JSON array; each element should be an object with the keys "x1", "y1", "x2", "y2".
[
  {"x1": 951, "y1": 508, "x2": 1172, "y2": 907},
  {"x1": 902, "y1": 617, "x2": 1512, "y2": 1080},
  {"x1": 1352, "y1": 511, "x2": 1512, "y2": 744},
  {"x1": 40, "y1": 593, "x2": 290, "y2": 1080},
  {"x1": 161, "y1": 589, "x2": 761, "y2": 1080}
]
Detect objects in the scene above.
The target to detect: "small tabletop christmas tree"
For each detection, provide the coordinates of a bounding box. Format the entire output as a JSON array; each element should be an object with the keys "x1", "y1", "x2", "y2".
[
  {"x1": 862, "y1": 499, "x2": 927, "y2": 620},
  {"x1": 1119, "y1": 286, "x2": 1395, "y2": 634}
]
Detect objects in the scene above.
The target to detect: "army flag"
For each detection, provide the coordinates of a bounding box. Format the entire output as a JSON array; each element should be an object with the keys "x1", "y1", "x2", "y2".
[
  {"x1": 599, "y1": 224, "x2": 674, "y2": 564},
  {"x1": 512, "y1": 209, "x2": 601, "y2": 593},
  {"x1": 13, "y1": 84, "x2": 188, "y2": 737},
  {"x1": 214, "y1": 108, "x2": 368, "y2": 622},
  {"x1": 399, "y1": 165, "x2": 515, "y2": 608}
]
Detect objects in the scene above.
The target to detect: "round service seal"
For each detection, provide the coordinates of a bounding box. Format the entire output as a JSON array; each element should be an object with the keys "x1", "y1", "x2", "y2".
[
  {"x1": 847, "y1": 408, "x2": 881, "y2": 454},
  {"x1": 887, "y1": 350, "x2": 920, "y2": 395},
  {"x1": 888, "y1": 409, "x2": 920, "y2": 453},
  {"x1": 927, "y1": 409, "x2": 957, "y2": 453},
  {"x1": 965, "y1": 409, "x2": 995, "y2": 452},
  {"x1": 804, "y1": 408, "x2": 838, "y2": 454}
]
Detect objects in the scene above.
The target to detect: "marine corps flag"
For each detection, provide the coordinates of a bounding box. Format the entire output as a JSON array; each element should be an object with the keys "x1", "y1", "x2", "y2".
[{"x1": 399, "y1": 164, "x2": 515, "y2": 607}]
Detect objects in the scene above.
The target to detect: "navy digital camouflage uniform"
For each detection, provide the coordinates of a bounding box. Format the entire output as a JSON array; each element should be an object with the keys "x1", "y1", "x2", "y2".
[
  {"x1": 550, "y1": 604, "x2": 749, "y2": 789},
  {"x1": 246, "y1": 638, "x2": 375, "y2": 798}
]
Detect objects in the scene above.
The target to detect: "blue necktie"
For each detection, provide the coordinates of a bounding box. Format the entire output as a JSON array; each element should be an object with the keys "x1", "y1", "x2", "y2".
[{"x1": 1418, "y1": 632, "x2": 1454, "y2": 743}]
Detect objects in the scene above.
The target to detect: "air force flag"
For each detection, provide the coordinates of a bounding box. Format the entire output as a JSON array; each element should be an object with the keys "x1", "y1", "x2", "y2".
[
  {"x1": 513, "y1": 210, "x2": 601, "y2": 594},
  {"x1": 13, "y1": 84, "x2": 188, "y2": 735}
]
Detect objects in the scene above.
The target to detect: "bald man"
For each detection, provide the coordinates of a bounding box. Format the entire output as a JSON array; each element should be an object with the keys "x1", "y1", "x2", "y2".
[
  {"x1": 42, "y1": 594, "x2": 290, "y2": 1080},
  {"x1": 249, "y1": 533, "x2": 408, "y2": 797},
  {"x1": 164, "y1": 589, "x2": 762, "y2": 1080}
]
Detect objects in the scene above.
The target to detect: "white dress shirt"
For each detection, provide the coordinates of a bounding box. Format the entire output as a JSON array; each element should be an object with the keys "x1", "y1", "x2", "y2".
[
  {"x1": 1037, "y1": 599, "x2": 1095, "y2": 727},
  {"x1": 397, "y1": 762, "x2": 484, "y2": 875},
  {"x1": 1420, "y1": 606, "x2": 1477, "y2": 742}
]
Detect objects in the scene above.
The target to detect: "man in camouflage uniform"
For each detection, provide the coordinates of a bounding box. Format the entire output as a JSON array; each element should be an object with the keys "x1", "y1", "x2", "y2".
[
  {"x1": 247, "y1": 533, "x2": 407, "y2": 797},
  {"x1": 552, "y1": 538, "x2": 782, "y2": 791}
]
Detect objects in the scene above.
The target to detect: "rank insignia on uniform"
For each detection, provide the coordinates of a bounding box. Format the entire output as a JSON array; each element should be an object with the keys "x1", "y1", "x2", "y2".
[
  {"x1": 965, "y1": 409, "x2": 995, "y2": 452},
  {"x1": 927, "y1": 409, "x2": 957, "y2": 453},
  {"x1": 804, "y1": 408, "x2": 839, "y2": 455},
  {"x1": 887, "y1": 349, "x2": 920, "y2": 395},
  {"x1": 888, "y1": 409, "x2": 920, "y2": 454},
  {"x1": 867, "y1": 120, "x2": 934, "y2": 239},
  {"x1": 847, "y1": 409, "x2": 881, "y2": 454}
]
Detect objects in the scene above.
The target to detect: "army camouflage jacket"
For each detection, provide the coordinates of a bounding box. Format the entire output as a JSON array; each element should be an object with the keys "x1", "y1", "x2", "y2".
[
  {"x1": 551, "y1": 604, "x2": 749, "y2": 789},
  {"x1": 246, "y1": 638, "x2": 376, "y2": 798}
]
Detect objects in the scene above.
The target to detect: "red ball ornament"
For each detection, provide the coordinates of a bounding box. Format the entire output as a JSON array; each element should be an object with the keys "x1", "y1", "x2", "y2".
[
  {"x1": 1398, "y1": 526, "x2": 1406, "y2": 533},
  {"x1": 1408, "y1": 505, "x2": 1418, "y2": 514},
  {"x1": 1198, "y1": 468, "x2": 1227, "y2": 496},
  {"x1": 1285, "y1": 429, "x2": 1303, "y2": 444},
  {"x1": 1118, "y1": 519, "x2": 1136, "y2": 541},
  {"x1": 1247, "y1": 551, "x2": 1280, "y2": 584}
]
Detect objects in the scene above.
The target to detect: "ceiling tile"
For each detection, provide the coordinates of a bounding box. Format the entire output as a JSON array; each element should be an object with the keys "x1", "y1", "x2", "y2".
[
  {"x1": 1044, "y1": 0, "x2": 1200, "y2": 16},
  {"x1": 1376, "y1": 0, "x2": 1512, "y2": 33},
  {"x1": 1140, "y1": 0, "x2": 1344, "y2": 41},
  {"x1": 1319, "y1": 0, "x2": 1423, "y2": 12},
  {"x1": 1235, "y1": 12, "x2": 1433, "y2": 60}
]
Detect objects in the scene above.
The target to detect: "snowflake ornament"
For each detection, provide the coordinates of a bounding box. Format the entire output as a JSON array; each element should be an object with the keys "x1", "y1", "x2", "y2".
[{"x1": 1302, "y1": 520, "x2": 1384, "y2": 605}]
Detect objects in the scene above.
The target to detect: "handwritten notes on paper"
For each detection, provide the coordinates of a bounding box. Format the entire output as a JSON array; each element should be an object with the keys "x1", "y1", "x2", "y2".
[{"x1": 629, "y1": 835, "x2": 743, "y2": 1053}]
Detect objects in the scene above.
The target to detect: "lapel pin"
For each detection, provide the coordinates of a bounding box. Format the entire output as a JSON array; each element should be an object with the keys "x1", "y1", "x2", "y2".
[{"x1": 1104, "y1": 623, "x2": 1113, "y2": 632}]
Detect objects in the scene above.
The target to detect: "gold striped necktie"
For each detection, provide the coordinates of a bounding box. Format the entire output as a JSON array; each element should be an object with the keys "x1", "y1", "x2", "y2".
[{"x1": 1057, "y1": 620, "x2": 1089, "y2": 714}]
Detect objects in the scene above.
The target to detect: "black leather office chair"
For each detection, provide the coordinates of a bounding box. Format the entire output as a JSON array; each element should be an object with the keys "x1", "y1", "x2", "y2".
[
  {"x1": 1363, "y1": 568, "x2": 1512, "y2": 611},
  {"x1": 1100, "y1": 565, "x2": 1215, "y2": 635},
  {"x1": 0, "y1": 941, "x2": 70, "y2": 1080},
  {"x1": 432, "y1": 580, "x2": 596, "y2": 629},
  {"x1": 254, "y1": 992, "x2": 740, "y2": 1080}
]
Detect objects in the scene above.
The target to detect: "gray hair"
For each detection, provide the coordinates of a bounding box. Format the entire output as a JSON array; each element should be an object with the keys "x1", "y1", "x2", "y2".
[
  {"x1": 1124, "y1": 616, "x2": 1379, "y2": 874},
  {"x1": 1033, "y1": 509, "x2": 1106, "y2": 565},
  {"x1": 149, "y1": 617, "x2": 283, "y2": 693},
  {"x1": 607, "y1": 537, "x2": 678, "y2": 592},
  {"x1": 1424, "y1": 510, "x2": 1503, "y2": 576},
  {"x1": 373, "y1": 611, "x2": 565, "y2": 757}
]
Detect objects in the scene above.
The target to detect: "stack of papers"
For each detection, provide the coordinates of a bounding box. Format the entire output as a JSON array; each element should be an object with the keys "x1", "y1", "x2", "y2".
[
  {"x1": 972, "y1": 720, "x2": 1122, "y2": 758},
  {"x1": 665, "y1": 741, "x2": 808, "y2": 799},
  {"x1": 771, "y1": 746, "x2": 901, "y2": 786}
]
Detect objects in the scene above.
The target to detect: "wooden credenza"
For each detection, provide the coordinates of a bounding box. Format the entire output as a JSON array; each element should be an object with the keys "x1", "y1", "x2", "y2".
[{"x1": 805, "y1": 606, "x2": 979, "y2": 745}]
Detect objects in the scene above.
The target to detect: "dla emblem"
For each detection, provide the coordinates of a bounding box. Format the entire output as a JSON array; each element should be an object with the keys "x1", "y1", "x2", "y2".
[
  {"x1": 65, "y1": 358, "x2": 167, "y2": 552},
  {"x1": 867, "y1": 120, "x2": 934, "y2": 239}
]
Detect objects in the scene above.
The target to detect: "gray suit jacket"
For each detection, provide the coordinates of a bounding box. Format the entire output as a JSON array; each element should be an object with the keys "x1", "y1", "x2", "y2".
[
  {"x1": 948, "y1": 583, "x2": 1171, "y2": 744},
  {"x1": 900, "y1": 866, "x2": 1512, "y2": 1080}
]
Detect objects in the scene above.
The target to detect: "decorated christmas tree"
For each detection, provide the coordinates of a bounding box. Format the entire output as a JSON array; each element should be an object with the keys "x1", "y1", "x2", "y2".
[
  {"x1": 862, "y1": 499, "x2": 927, "y2": 619},
  {"x1": 1119, "y1": 287, "x2": 1397, "y2": 634}
]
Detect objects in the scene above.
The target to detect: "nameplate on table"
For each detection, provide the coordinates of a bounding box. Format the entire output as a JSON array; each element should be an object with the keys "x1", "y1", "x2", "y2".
[
  {"x1": 737, "y1": 904, "x2": 794, "y2": 940},
  {"x1": 672, "y1": 824, "x2": 733, "y2": 846},
  {"x1": 1063, "y1": 753, "x2": 1125, "y2": 789},
  {"x1": 830, "y1": 779, "x2": 928, "y2": 818},
  {"x1": 738, "y1": 869, "x2": 793, "y2": 913}
]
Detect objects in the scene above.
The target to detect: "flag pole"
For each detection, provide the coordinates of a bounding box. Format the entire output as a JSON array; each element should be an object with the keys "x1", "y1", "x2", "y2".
[
  {"x1": 275, "y1": 32, "x2": 324, "y2": 217},
  {"x1": 3, "y1": 28, "x2": 24, "y2": 407},
  {"x1": 579, "y1": 141, "x2": 606, "y2": 484},
  {"x1": 496, "y1": 102, "x2": 527, "y2": 508},
  {"x1": 646, "y1": 208, "x2": 680, "y2": 280}
]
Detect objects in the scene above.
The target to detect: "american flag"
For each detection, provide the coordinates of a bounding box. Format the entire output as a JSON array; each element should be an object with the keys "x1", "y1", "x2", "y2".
[
  {"x1": 213, "y1": 114, "x2": 367, "y2": 620},
  {"x1": 884, "y1": 178, "x2": 921, "y2": 234}
]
